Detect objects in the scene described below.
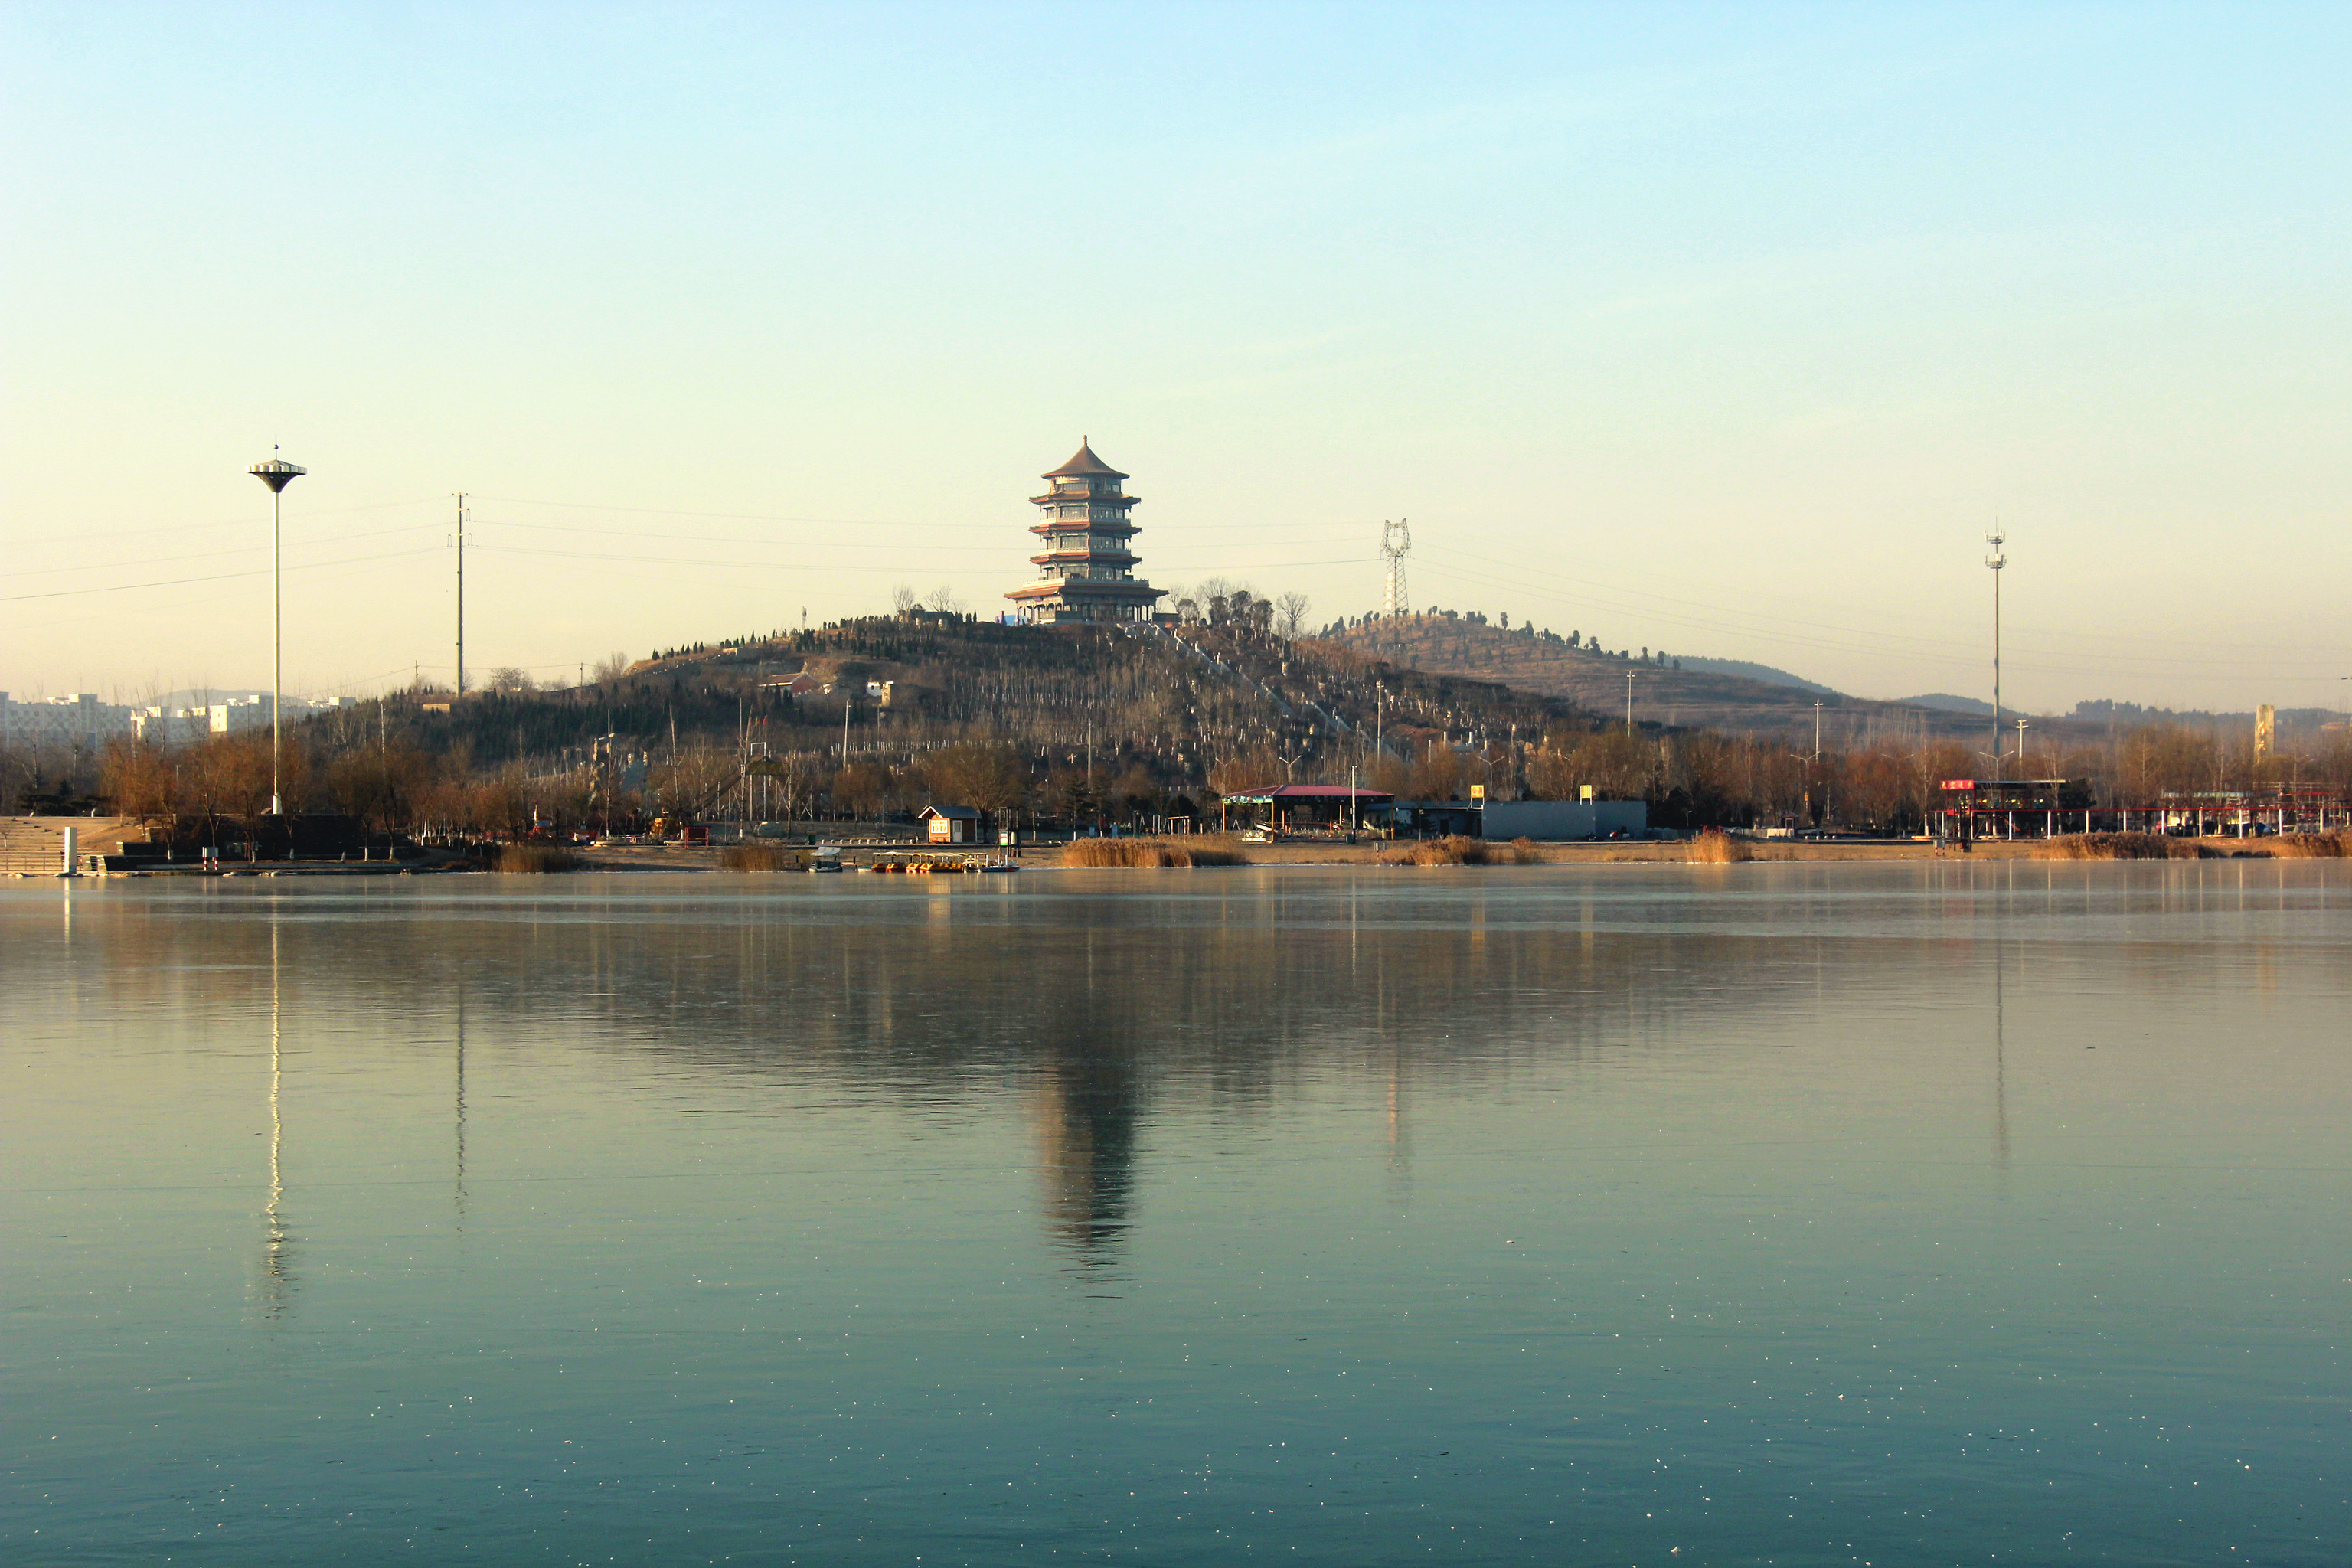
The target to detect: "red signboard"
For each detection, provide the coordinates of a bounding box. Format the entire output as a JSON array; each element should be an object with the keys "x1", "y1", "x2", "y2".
[{"x1": 1940, "y1": 779, "x2": 1976, "y2": 790}]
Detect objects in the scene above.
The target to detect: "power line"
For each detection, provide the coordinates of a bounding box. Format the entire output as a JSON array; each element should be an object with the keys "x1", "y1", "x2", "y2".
[
  {"x1": 0, "y1": 520, "x2": 446, "y2": 580},
  {"x1": 0, "y1": 546, "x2": 442, "y2": 603}
]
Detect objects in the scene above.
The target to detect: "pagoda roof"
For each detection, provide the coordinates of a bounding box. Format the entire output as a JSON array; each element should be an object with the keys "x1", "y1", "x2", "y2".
[{"x1": 1043, "y1": 439, "x2": 1127, "y2": 479}]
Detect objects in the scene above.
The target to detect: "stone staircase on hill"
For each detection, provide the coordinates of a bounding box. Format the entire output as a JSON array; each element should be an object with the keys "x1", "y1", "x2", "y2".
[
  {"x1": 0, "y1": 817, "x2": 139, "y2": 876},
  {"x1": 0, "y1": 818, "x2": 69, "y2": 875}
]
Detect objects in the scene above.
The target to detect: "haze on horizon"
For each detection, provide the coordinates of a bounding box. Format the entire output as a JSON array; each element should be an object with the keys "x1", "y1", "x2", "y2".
[{"x1": 4, "y1": 4, "x2": 2345, "y2": 715}]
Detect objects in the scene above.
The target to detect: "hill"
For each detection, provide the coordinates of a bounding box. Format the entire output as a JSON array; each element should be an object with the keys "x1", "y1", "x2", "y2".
[
  {"x1": 1904, "y1": 693, "x2": 1997, "y2": 716},
  {"x1": 1674, "y1": 657, "x2": 1838, "y2": 696},
  {"x1": 1328, "y1": 614, "x2": 1988, "y2": 746}
]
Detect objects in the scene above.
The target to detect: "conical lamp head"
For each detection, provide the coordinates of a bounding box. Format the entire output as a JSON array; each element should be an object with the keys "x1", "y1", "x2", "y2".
[{"x1": 250, "y1": 459, "x2": 306, "y2": 494}]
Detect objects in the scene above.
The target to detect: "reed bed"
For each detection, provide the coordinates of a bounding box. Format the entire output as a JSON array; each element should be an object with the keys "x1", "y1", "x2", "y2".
[
  {"x1": 1062, "y1": 836, "x2": 1250, "y2": 868},
  {"x1": 2035, "y1": 833, "x2": 2183, "y2": 861},
  {"x1": 720, "y1": 843, "x2": 793, "y2": 871},
  {"x1": 2263, "y1": 830, "x2": 2352, "y2": 858},
  {"x1": 1687, "y1": 828, "x2": 1754, "y2": 864},
  {"x1": 1378, "y1": 835, "x2": 1540, "y2": 866},
  {"x1": 492, "y1": 843, "x2": 580, "y2": 873}
]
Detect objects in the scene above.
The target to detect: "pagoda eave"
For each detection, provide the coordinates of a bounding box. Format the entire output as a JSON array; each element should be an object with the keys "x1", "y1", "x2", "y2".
[{"x1": 1004, "y1": 580, "x2": 1161, "y2": 602}]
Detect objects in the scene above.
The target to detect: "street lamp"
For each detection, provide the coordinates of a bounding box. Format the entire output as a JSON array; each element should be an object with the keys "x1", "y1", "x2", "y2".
[
  {"x1": 1790, "y1": 701, "x2": 1825, "y2": 829},
  {"x1": 250, "y1": 451, "x2": 305, "y2": 820},
  {"x1": 1985, "y1": 530, "x2": 2007, "y2": 763}
]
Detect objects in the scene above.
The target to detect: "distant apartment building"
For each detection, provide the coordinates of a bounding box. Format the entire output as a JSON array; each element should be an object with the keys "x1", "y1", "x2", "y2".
[
  {"x1": 2, "y1": 690, "x2": 359, "y2": 752},
  {"x1": 136, "y1": 694, "x2": 358, "y2": 745},
  {"x1": 0, "y1": 692, "x2": 136, "y2": 750}
]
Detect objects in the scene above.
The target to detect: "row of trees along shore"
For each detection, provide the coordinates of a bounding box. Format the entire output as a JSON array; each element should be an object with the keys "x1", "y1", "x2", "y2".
[{"x1": 11, "y1": 606, "x2": 2347, "y2": 841}]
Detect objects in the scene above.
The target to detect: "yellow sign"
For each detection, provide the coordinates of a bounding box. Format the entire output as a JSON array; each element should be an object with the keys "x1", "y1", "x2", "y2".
[{"x1": 1470, "y1": 784, "x2": 1485, "y2": 800}]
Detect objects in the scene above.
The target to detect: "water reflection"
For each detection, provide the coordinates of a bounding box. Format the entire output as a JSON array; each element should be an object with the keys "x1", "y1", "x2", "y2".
[
  {"x1": 254, "y1": 912, "x2": 295, "y2": 1317},
  {"x1": 41, "y1": 866, "x2": 2352, "y2": 1276},
  {"x1": 11, "y1": 864, "x2": 2352, "y2": 1566},
  {"x1": 454, "y1": 981, "x2": 469, "y2": 1227},
  {"x1": 1991, "y1": 939, "x2": 2011, "y2": 1168},
  {"x1": 1030, "y1": 1051, "x2": 1140, "y2": 1269}
]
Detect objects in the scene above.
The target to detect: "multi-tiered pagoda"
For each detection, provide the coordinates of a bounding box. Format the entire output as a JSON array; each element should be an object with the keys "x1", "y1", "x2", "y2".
[{"x1": 1004, "y1": 439, "x2": 1165, "y2": 625}]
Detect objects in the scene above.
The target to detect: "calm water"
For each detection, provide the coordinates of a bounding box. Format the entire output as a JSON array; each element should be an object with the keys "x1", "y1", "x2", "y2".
[{"x1": 4, "y1": 864, "x2": 2347, "y2": 1566}]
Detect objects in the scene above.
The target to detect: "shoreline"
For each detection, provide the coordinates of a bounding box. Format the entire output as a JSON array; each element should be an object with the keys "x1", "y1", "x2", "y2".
[{"x1": 55, "y1": 836, "x2": 2308, "y2": 877}]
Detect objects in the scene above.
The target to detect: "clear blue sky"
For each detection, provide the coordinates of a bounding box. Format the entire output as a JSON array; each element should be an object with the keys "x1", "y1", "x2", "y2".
[{"x1": 4, "y1": 3, "x2": 2345, "y2": 712}]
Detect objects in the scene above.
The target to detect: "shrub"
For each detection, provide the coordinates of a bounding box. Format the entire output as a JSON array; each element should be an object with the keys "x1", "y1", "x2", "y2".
[
  {"x1": 493, "y1": 843, "x2": 580, "y2": 873},
  {"x1": 1687, "y1": 828, "x2": 1753, "y2": 864},
  {"x1": 1062, "y1": 836, "x2": 1250, "y2": 867},
  {"x1": 720, "y1": 843, "x2": 792, "y2": 871}
]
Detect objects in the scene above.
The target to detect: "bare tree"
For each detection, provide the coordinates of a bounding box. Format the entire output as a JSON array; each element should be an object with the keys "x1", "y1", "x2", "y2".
[
  {"x1": 892, "y1": 584, "x2": 920, "y2": 615},
  {"x1": 488, "y1": 667, "x2": 537, "y2": 694},
  {"x1": 1276, "y1": 592, "x2": 1312, "y2": 639},
  {"x1": 924, "y1": 583, "x2": 969, "y2": 617}
]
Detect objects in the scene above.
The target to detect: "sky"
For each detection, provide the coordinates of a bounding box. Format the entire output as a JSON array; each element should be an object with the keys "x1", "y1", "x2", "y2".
[{"x1": 4, "y1": 3, "x2": 2347, "y2": 714}]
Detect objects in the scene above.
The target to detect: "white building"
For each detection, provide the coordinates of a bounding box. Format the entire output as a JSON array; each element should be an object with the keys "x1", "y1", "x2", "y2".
[
  {"x1": 3, "y1": 689, "x2": 363, "y2": 750},
  {"x1": 0, "y1": 692, "x2": 136, "y2": 751},
  {"x1": 126, "y1": 694, "x2": 359, "y2": 746}
]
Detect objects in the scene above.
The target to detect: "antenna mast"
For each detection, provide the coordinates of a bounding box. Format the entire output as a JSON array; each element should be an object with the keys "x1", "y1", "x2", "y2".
[{"x1": 454, "y1": 495, "x2": 469, "y2": 697}]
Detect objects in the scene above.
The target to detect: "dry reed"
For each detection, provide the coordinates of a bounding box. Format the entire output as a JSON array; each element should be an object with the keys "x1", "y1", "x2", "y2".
[
  {"x1": 2264, "y1": 831, "x2": 2352, "y2": 858},
  {"x1": 1062, "y1": 836, "x2": 1250, "y2": 867},
  {"x1": 720, "y1": 843, "x2": 793, "y2": 871},
  {"x1": 2035, "y1": 833, "x2": 2182, "y2": 861},
  {"x1": 1379, "y1": 834, "x2": 1538, "y2": 866},
  {"x1": 492, "y1": 843, "x2": 580, "y2": 873},
  {"x1": 1687, "y1": 828, "x2": 1753, "y2": 864}
]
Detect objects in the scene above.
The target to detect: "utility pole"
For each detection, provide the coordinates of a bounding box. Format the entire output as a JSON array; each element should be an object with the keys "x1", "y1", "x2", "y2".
[
  {"x1": 249, "y1": 451, "x2": 305, "y2": 820},
  {"x1": 1985, "y1": 529, "x2": 2007, "y2": 765},
  {"x1": 1625, "y1": 670, "x2": 1637, "y2": 730},
  {"x1": 454, "y1": 494, "x2": 469, "y2": 697}
]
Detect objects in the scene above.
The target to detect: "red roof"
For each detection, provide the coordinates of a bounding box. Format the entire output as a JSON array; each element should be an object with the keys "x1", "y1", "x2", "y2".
[
  {"x1": 1043, "y1": 439, "x2": 1127, "y2": 479},
  {"x1": 1223, "y1": 784, "x2": 1395, "y2": 802}
]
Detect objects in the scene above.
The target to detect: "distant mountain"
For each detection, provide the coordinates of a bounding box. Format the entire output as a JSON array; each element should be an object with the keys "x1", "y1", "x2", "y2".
[
  {"x1": 1673, "y1": 657, "x2": 1839, "y2": 697},
  {"x1": 1319, "y1": 615, "x2": 1991, "y2": 743},
  {"x1": 1902, "y1": 693, "x2": 1996, "y2": 717}
]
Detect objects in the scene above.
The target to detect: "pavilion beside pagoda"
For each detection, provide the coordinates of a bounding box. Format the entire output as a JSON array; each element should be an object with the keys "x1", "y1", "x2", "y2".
[{"x1": 1004, "y1": 439, "x2": 1166, "y2": 625}]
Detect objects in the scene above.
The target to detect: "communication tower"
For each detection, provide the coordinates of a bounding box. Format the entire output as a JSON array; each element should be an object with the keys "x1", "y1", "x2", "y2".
[{"x1": 1380, "y1": 519, "x2": 1412, "y2": 657}]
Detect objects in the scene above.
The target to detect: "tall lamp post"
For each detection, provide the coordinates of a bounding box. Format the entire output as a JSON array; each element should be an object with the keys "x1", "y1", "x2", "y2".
[
  {"x1": 1985, "y1": 530, "x2": 2007, "y2": 763},
  {"x1": 250, "y1": 452, "x2": 306, "y2": 818}
]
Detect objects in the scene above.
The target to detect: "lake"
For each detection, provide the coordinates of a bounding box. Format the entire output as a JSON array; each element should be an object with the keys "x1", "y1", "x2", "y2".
[{"x1": 5, "y1": 863, "x2": 2347, "y2": 1565}]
